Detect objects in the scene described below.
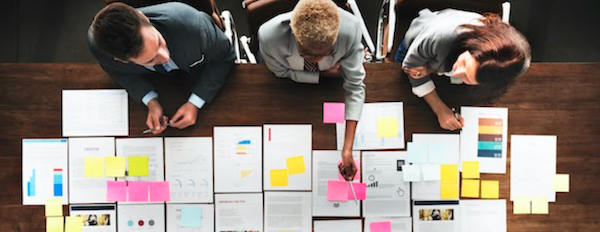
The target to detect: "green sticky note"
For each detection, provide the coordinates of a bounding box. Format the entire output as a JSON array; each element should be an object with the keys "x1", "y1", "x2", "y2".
[
  {"x1": 45, "y1": 198, "x2": 63, "y2": 217},
  {"x1": 46, "y1": 217, "x2": 64, "y2": 232},
  {"x1": 65, "y1": 216, "x2": 83, "y2": 232},
  {"x1": 553, "y1": 174, "x2": 569, "y2": 192},
  {"x1": 286, "y1": 156, "x2": 305, "y2": 175},
  {"x1": 462, "y1": 161, "x2": 480, "y2": 179},
  {"x1": 441, "y1": 164, "x2": 459, "y2": 182},
  {"x1": 377, "y1": 117, "x2": 398, "y2": 138},
  {"x1": 513, "y1": 196, "x2": 532, "y2": 214},
  {"x1": 461, "y1": 179, "x2": 480, "y2": 198},
  {"x1": 270, "y1": 169, "x2": 288, "y2": 187},
  {"x1": 84, "y1": 157, "x2": 105, "y2": 178},
  {"x1": 128, "y1": 156, "x2": 149, "y2": 176},
  {"x1": 532, "y1": 196, "x2": 549, "y2": 214},
  {"x1": 481, "y1": 180, "x2": 500, "y2": 199},
  {"x1": 105, "y1": 157, "x2": 126, "y2": 177}
]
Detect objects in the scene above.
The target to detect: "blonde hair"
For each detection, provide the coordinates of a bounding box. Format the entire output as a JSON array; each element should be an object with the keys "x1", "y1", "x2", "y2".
[{"x1": 290, "y1": 0, "x2": 340, "y2": 50}]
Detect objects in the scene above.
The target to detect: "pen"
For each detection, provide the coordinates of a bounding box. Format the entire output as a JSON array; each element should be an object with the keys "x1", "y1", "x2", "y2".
[
  {"x1": 143, "y1": 122, "x2": 171, "y2": 134},
  {"x1": 349, "y1": 181, "x2": 358, "y2": 205},
  {"x1": 451, "y1": 107, "x2": 462, "y2": 131}
]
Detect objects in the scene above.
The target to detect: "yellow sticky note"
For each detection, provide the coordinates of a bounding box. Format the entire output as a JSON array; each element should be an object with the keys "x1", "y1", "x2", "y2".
[
  {"x1": 128, "y1": 156, "x2": 149, "y2": 176},
  {"x1": 47, "y1": 217, "x2": 64, "y2": 232},
  {"x1": 462, "y1": 161, "x2": 480, "y2": 179},
  {"x1": 532, "y1": 196, "x2": 549, "y2": 214},
  {"x1": 513, "y1": 197, "x2": 531, "y2": 214},
  {"x1": 481, "y1": 180, "x2": 500, "y2": 199},
  {"x1": 241, "y1": 170, "x2": 252, "y2": 178},
  {"x1": 377, "y1": 117, "x2": 398, "y2": 138},
  {"x1": 553, "y1": 174, "x2": 569, "y2": 192},
  {"x1": 270, "y1": 169, "x2": 288, "y2": 187},
  {"x1": 65, "y1": 216, "x2": 83, "y2": 232},
  {"x1": 45, "y1": 198, "x2": 63, "y2": 217},
  {"x1": 441, "y1": 182, "x2": 459, "y2": 199},
  {"x1": 105, "y1": 157, "x2": 126, "y2": 177},
  {"x1": 441, "y1": 164, "x2": 458, "y2": 182},
  {"x1": 461, "y1": 179, "x2": 480, "y2": 198},
  {"x1": 84, "y1": 157, "x2": 105, "y2": 178},
  {"x1": 286, "y1": 156, "x2": 305, "y2": 175}
]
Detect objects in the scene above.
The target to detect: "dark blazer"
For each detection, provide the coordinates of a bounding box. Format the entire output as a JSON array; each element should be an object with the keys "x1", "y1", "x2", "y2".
[{"x1": 87, "y1": 2, "x2": 235, "y2": 104}]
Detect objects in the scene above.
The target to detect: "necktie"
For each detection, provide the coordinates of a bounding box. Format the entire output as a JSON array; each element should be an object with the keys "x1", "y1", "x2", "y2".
[
  {"x1": 304, "y1": 59, "x2": 320, "y2": 72},
  {"x1": 154, "y1": 64, "x2": 168, "y2": 75}
]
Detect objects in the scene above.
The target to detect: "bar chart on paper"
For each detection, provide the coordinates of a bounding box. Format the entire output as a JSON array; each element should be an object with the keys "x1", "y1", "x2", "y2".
[{"x1": 477, "y1": 118, "x2": 503, "y2": 158}]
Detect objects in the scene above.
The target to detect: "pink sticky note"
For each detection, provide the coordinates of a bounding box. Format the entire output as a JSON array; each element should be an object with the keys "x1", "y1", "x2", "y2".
[
  {"x1": 348, "y1": 183, "x2": 366, "y2": 200},
  {"x1": 106, "y1": 181, "x2": 127, "y2": 202},
  {"x1": 128, "y1": 181, "x2": 149, "y2": 202},
  {"x1": 149, "y1": 181, "x2": 171, "y2": 202},
  {"x1": 327, "y1": 180, "x2": 349, "y2": 201},
  {"x1": 323, "y1": 102, "x2": 345, "y2": 123},
  {"x1": 338, "y1": 159, "x2": 361, "y2": 181},
  {"x1": 370, "y1": 221, "x2": 392, "y2": 232}
]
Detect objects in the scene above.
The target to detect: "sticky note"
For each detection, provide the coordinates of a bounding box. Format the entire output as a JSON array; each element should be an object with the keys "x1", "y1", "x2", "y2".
[
  {"x1": 241, "y1": 170, "x2": 252, "y2": 178},
  {"x1": 441, "y1": 182, "x2": 459, "y2": 199},
  {"x1": 84, "y1": 157, "x2": 105, "y2": 177},
  {"x1": 461, "y1": 179, "x2": 480, "y2": 198},
  {"x1": 428, "y1": 142, "x2": 452, "y2": 164},
  {"x1": 407, "y1": 142, "x2": 429, "y2": 164},
  {"x1": 47, "y1": 217, "x2": 64, "y2": 232},
  {"x1": 180, "y1": 206, "x2": 202, "y2": 228},
  {"x1": 128, "y1": 181, "x2": 149, "y2": 202},
  {"x1": 462, "y1": 161, "x2": 480, "y2": 179},
  {"x1": 105, "y1": 157, "x2": 126, "y2": 177},
  {"x1": 513, "y1": 197, "x2": 531, "y2": 214},
  {"x1": 441, "y1": 164, "x2": 458, "y2": 182},
  {"x1": 421, "y1": 164, "x2": 441, "y2": 181},
  {"x1": 370, "y1": 221, "x2": 392, "y2": 232},
  {"x1": 553, "y1": 174, "x2": 570, "y2": 192},
  {"x1": 65, "y1": 216, "x2": 83, "y2": 232},
  {"x1": 377, "y1": 117, "x2": 398, "y2": 138},
  {"x1": 128, "y1": 156, "x2": 149, "y2": 176},
  {"x1": 106, "y1": 181, "x2": 127, "y2": 202},
  {"x1": 532, "y1": 196, "x2": 549, "y2": 214},
  {"x1": 286, "y1": 156, "x2": 305, "y2": 175},
  {"x1": 45, "y1": 198, "x2": 63, "y2": 217},
  {"x1": 481, "y1": 180, "x2": 500, "y2": 199},
  {"x1": 327, "y1": 180, "x2": 349, "y2": 201},
  {"x1": 402, "y1": 165, "x2": 421, "y2": 182},
  {"x1": 270, "y1": 169, "x2": 288, "y2": 187},
  {"x1": 348, "y1": 183, "x2": 367, "y2": 200},
  {"x1": 149, "y1": 181, "x2": 171, "y2": 202},
  {"x1": 323, "y1": 102, "x2": 345, "y2": 123},
  {"x1": 338, "y1": 159, "x2": 361, "y2": 181}
]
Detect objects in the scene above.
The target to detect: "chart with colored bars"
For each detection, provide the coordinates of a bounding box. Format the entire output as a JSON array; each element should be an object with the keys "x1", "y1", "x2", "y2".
[
  {"x1": 477, "y1": 118, "x2": 503, "y2": 158},
  {"x1": 27, "y1": 169, "x2": 36, "y2": 197},
  {"x1": 236, "y1": 140, "x2": 252, "y2": 155}
]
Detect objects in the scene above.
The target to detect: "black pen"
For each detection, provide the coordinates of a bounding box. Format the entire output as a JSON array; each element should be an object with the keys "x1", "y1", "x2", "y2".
[{"x1": 143, "y1": 122, "x2": 171, "y2": 134}]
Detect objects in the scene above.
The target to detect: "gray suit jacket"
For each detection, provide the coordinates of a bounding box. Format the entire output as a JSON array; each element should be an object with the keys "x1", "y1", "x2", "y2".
[
  {"x1": 87, "y1": 2, "x2": 235, "y2": 104},
  {"x1": 258, "y1": 9, "x2": 366, "y2": 121}
]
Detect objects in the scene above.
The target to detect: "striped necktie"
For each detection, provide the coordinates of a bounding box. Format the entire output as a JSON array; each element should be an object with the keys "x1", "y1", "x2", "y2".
[{"x1": 304, "y1": 59, "x2": 320, "y2": 72}]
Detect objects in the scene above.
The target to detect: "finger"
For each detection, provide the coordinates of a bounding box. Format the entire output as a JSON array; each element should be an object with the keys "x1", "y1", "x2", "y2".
[
  {"x1": 152, "y1": 115, "x2": 161, "y2": 131},
  {"x1": 146, "y1": 115, "x2": 153, "y2": 129},
  {"x1": 161, "y1": 116, "x2": 169, "y2": 128},
  {"x1": 458, "y1": 115, "x2": 465, "y2": 127},
  {"x1": 450, "y1": 119, "x2": 462, "y2": 131},
  {"x1": 170, "y1": 110, "x2": 185, "y2": 128}
]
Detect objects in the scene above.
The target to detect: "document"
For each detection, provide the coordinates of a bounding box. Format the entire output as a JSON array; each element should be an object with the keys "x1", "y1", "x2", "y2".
[
  {"x1": 116, "y1": 138, "x2": 164, "y2": 182},
  {"x1": 413, "y1": 201, "x2": 460, "y2": 232},
  {"x1": 263, "y1": 125, "x2": 312, "y2": 191},
  {"x1": 510, "y1": 135, "x2": 557, "y2": 202},
  {"x1": 460, "y1": 107, "x2": 508, "y2": 174},
  {"x1": 165, "y1": 137, "x2": 213, "y2": 203},
  {"x1": 312, "y1": 150, "x2": 360, "y2": 217},
  {"x1": 117, "y1": 204, "x2": 165, "y2": 232},
  {"x1": 364, "y1": 217, "x2": 412, "y2": 232},
  {"x1": 68, "y1": 137, "x2": 115, "y2": 204},
  {"x1": 337, "y1": 102, "x2": 405, "y2": 150},
  {"x1": 166, "y1": 204, "x2": 214, "y2": 232},
  {"x1": 214, "y1": 126, "x2": 262, "y2": 193},
  {"x1": 62, "y1": 89, "x2": 128, "y2": 137},
  {"x1": 215, "y1": 193, "x2": 263, "y2": 232},
  {"x1": 264, "y1": 192, "x2": 311, "y2": 232},
  {"x1": 362, "y1": 151, "x2": 411, "y2": 217},
  {"x1": 69, "y1": 204, "x2": 116, "y2": 232},
  {"x1": 22, "y1": 139, "x2": 69, "y2": 205},
  {"x1": 314, "y1": 220, "x2": 362, "y2": 232},
  {"x1": 460, "y1": 200, "x2": 506, "y2": 232},
  {"x1": 411, "y1": 134, "x2": 460, "y2": 200}
]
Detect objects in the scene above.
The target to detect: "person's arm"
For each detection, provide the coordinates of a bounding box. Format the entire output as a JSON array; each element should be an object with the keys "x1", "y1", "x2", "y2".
[
  {"x1": 422, "y1": 90, "x2": 464, "y2": 131},
  {"x1": 340, "y1": 120, "x2": 358, "y2": 180}
]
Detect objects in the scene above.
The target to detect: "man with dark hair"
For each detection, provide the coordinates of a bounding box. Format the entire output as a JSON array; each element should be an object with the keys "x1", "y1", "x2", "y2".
[{"x1": 88, "y1": 2, "x2": 235, "y2": 134}]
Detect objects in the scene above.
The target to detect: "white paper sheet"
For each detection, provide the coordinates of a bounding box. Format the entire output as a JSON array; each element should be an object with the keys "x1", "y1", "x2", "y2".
[
  {"x1": 69, "y1": 204, "x2": 117, "y2": 232},
  {"x1": 314, "y1": 220, "x2": 362, "y2": 232},
  {"x1": 336, "y1": 102, "x2": 405, "y2": 150},
  {"x1": 460, "y1": 200, "x2": 506, "y2": 232},
  {"x1": 117, "y1": 204, "x2": 165, "y2": 232},
  {"x1": 460, "y1": 107, "x2": 508, "y2": 173},
  {"x1": 213, "y1": 126, "x2": 262, "y2": 193},
  {"x1": 510, "y1": 135, "x2": 557, "y2": 202},
  {"x1": 166, "y1": 204, "x2": 214, "y2": 232},
  {"x1": 264, "y1": 192, "x2": 312, "y2": 232},
  {"x1": 364, "y1": 217, "x2": 412, "y2": 232},
  {"x1": 362, "y1": 151, "x2": 411, "y2": 217},
  {"x1": 413, "y1": 201, "x2": 460, "y2": 232},
  {"x1": 411, "y1": 134, "x2": 460, "y2": 200},
  {"x1": 312, "y1": 150, "x2": 360, "y2": 217},
  {"x1": 62, "y1": 89, "x2": 128, "y2": 137},
  {"x1": 22, "y1": 138, "x2": 69, "y2": 205},
  {"x1": 69, "y1": 137, "x2": 115, "y2": 204},
  {"x1": 116, "y1": 138, "x2": 164, "y2": 182},
  {"x1": 165, "y1": 137, "x2": 213, "y2": 203},
  {"x1": 215, "y1": 193, "x2": 263, "y2": 232},
  {"x1": 263, "y1": 124, "x2": 312, "y2": 191}
]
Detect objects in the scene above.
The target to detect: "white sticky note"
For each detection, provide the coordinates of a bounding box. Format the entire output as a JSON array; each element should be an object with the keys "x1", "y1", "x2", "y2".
[
  {"x1": 402, "y1": 165, "x2": 421, "y2": 182},
  {"x1": 421, "y1": 164, "x2": 441, "y2": 181}
]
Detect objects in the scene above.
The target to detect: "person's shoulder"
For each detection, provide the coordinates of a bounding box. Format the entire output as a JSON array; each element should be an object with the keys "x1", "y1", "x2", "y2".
[
  {"x1": 337, "y1": 9, "x2": 361, "y2": 43},
  {"x1": 258, "y1": 12, "x2": 292, "y2": 45}
]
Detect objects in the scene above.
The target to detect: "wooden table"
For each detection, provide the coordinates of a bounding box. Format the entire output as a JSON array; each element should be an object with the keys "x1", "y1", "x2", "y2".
[{"x1": 0, "y1": 62, "x2": 599, "y2": 231}]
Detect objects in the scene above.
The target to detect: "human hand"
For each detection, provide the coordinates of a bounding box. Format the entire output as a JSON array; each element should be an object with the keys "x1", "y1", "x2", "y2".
[
  {"x1": 321, "y1": 62, "x2": 342, "y2": 78},
  {"x1": 437, "y1": 107, "x2": 465, "y2": 131},
  {"x1": 403, "y1": 65, "x2": 432, "y2": 79},
  {"x1": 338, "y1": 150, "x2": 357, "y2": 181},
  {"x1": 169, "y1": 102, "x2": 199, "y2": 129},
  {"x1": 146, "y1": 99, "x2": 169, "y2": 135}
]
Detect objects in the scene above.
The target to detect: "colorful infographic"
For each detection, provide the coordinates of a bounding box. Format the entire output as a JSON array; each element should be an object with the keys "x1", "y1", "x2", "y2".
[{"x1": 477, "y1": 118, "x2": 504, "y2": 158}]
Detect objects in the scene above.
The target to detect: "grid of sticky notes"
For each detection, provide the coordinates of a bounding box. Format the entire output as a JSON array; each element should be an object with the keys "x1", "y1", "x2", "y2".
[
  {"x1": 45, "y1": 198, "x2": 84, "y2": 232},
  {"x1": 513, "y1": 196, "x2": 549, "y2": 214},
  {"x1": 84, "y1": 156, "x2": 149, "y2": 178},
  {"x1": 403, "y1": 142, "x2": 457, "y2": 183},
  {"x1": 440, "y1": 164, "x2": 459, "y2": 199},
  {"x1": 326, "y1": 180, "x2": 366, "y2": 202},
  {"x1": 459, "y1": 161, "x2": 501, "y2": 199},
  {"x1": 270, "y1": 155, "x2": 306, "y2": 187},
  {"x1": 106, "y1": 181, "x2": 170, "y2": 202}
]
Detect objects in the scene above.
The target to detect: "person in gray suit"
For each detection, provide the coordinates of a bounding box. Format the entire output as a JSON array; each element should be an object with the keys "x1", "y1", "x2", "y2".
[
  {"x1": 88, "y1": 2, "x2": 235, "y2": 134},
  {"x1": 258, "y1": 0, "x2": 366, "y2": 180}
]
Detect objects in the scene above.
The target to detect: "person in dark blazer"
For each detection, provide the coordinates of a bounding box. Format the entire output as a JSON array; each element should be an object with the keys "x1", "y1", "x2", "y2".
[{"x1": 88, "y1": 2, "x2": 235, "y2": 134}]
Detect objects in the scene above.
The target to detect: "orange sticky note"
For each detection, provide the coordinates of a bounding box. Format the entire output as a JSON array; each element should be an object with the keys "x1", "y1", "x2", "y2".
[{"x1": 481, "y1": 180, "x2": 500, "y2": 199}]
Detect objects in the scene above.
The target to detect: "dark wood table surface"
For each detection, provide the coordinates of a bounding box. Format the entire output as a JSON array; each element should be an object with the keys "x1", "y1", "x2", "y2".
[{"x1": 0, "y1": 62, "x2": 599, "y2": 231}]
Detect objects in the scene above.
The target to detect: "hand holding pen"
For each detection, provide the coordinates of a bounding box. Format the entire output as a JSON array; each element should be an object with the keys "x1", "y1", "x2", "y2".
[{"x1": 338, "y1": 162, "x2": 358, "y2": 205}]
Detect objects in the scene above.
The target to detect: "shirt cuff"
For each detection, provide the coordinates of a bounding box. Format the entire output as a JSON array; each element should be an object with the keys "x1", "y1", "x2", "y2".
[
  {"x1": 141, "y1": 91, "x2": 158, "y2": 105},
  {"x1": 412, "y1": 80, "x2": 436, "y2": 97},
  {"x1": 188, "y1": 93, "x2": 206, "y2": 109}
]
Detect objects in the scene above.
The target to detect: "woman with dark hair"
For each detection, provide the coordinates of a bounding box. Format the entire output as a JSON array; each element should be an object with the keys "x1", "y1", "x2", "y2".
[{"x1": 396, "y1": 8, "x2": 531, "y2": 131}]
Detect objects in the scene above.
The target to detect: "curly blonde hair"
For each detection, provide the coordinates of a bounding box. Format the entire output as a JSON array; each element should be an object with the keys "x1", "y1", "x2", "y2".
[{"x1": 290, "y1": 0, "x2": 340, "y2": 50}]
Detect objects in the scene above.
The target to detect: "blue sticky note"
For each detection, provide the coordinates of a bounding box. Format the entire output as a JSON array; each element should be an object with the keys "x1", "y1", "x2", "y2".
[
  {"x1": 407, "y1": 143, "x2": 429, "y2": 164},
  {"x1": 180, "y1": 206, "x2": 202, "y2": 228},
  {"x1": 428, "y1": 142, "x2": 453, "y2": 164}
]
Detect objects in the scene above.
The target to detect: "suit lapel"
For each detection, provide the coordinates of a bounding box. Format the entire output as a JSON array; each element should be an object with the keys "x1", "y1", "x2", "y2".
[{"x1": 286, "y1": 35, "x2": 305, "y2": 71}]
